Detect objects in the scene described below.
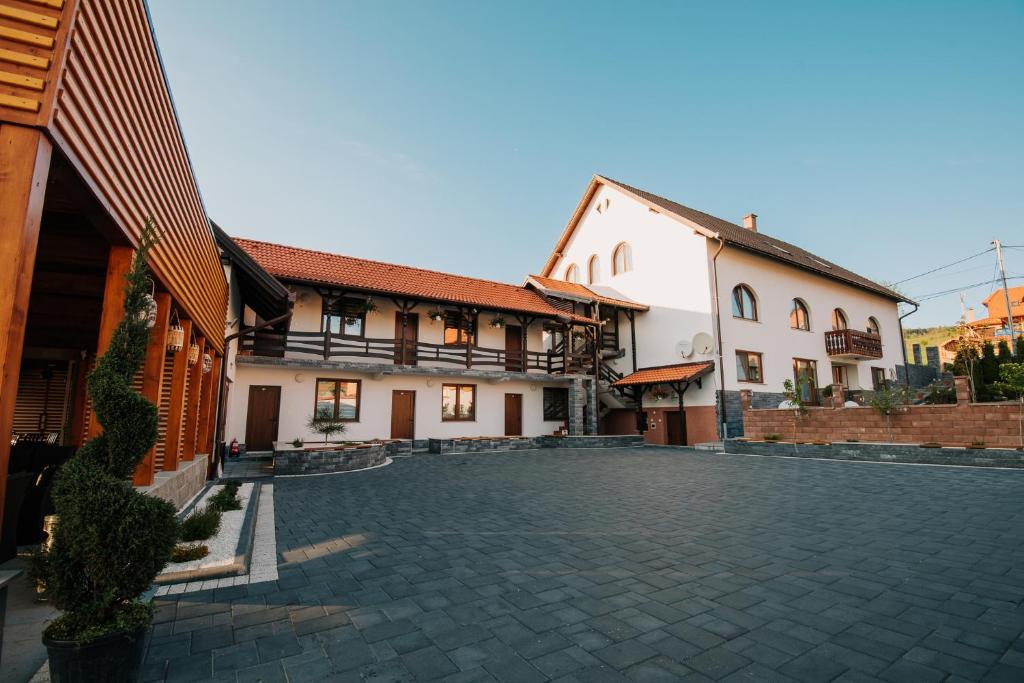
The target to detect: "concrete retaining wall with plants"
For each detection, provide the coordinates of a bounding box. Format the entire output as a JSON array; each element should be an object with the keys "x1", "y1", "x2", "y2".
[{"x1": 274, "y1": 444, "x2": 387, "y2": 475}]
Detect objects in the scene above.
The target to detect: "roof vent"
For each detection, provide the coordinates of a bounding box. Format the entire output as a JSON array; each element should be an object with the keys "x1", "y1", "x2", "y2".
[{"x1": 743, "y1": 213, "x2": 758, "y2": 232}]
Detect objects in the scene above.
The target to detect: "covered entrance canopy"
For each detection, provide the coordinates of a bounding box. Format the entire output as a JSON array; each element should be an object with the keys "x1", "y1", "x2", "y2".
[{"x1": 611, "y1": 361, "x2": 715, "y2": 443}]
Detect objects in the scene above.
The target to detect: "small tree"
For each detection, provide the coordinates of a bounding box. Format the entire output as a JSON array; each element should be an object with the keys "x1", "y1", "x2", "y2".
[
  {"x1": 39, "y1": 221, "x2": 178, "y2": 642},
  {"x1": 950, "y1": 323, "x2": 984, "y2": 400},
  {"x1": 782, "y1": 378, "x2": 809, "y2": 444},
  {"x1": 307, "y1": 414, "x2": 346, "y2": 444},
  {"x1": 1015, "y1": 335, "x2": 1024, "y2": 362},
  {"x1": 995, "y1": 363, "x2": 1024, "y2": 450},
  {"x1": 868, "y1": 384, "x2": 911, "y2": 442}
]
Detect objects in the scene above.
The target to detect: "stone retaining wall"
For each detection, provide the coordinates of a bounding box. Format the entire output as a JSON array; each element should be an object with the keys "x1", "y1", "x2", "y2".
[
  {"x1": 427, "y1": 434, "x2": 646, "y2": 454},
  {"x1": 725, "y1": 439, "x2": 1024, "y2": 468},
  {"x1": 144, "y1": 454, "x2": 209, "y2": 511},
  {"x1": 274, "y1": 444, "x2": 387, "y2": 475}
]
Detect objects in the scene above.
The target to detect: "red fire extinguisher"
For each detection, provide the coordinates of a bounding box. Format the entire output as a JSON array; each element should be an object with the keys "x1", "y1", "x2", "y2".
[{"x1": 229, "y1": 438, "x2": 240, "y2": 458}]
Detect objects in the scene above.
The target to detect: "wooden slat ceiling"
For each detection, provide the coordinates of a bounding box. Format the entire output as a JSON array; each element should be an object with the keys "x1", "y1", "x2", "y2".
[{"x1": 1, "y1": 0, "x2": 228, "y2": 353}]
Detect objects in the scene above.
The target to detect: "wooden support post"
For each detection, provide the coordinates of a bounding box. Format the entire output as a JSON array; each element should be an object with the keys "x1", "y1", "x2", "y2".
[
  {"x1": 182, "y1": 335, "x2": 205, "y2": 461},
  {"x1": 86, "y1": 244, "x2": 135, "y2": 439},
  {"x1": 162, "y1": 319, "x2": 192, "y2": 471},
  {"x1": 627, "y1": 310, "x2": 637, "y2": 373},
  {"x1": 672, "y1": 381, "x2": 689, "y2": 446},
  {"x1": 196, "y1": 344, "x2": 216, "y2": 456},
  {"x1": 0, "y1": 124, "x2": 51, "y2": 530},
  {"x1": 203, "y1": 352, "x2": 223, "y2": 455},
  {"x1": 133, "y1": 293, "x2": 171, "y2": 486},
  {"x1": 68, "y1": 353, "x2": 91, "y2": 447},
  {"x1": 563, "y1": 323, "x2": 570, "y2": 372}
]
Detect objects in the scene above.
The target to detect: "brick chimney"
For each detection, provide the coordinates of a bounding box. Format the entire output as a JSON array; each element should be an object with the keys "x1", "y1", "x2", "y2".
[{"x1": 743, "y1": 213, "x2": 758, "y2": 232}]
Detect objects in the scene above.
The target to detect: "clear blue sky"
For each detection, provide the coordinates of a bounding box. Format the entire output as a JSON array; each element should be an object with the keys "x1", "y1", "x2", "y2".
[{"x1": 148, "y1": 0, "x2": 1023, "y2": 328}]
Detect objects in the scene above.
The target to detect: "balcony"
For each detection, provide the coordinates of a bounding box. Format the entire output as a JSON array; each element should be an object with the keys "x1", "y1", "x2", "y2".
[
  {"x1": 238, "y1": 330, "x2": 596, "y2": 375},
  {"x1": 824, "y1": 329, "x2": 883, "y2": 359}
]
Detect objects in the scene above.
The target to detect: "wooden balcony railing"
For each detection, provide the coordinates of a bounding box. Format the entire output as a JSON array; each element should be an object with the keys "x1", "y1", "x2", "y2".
[
  {"x1": 238, "y1": 330, "x2": 596, "y2": 375},
  {"x1": 824, "y1": 329, "x2": 883, "y2": 359}
]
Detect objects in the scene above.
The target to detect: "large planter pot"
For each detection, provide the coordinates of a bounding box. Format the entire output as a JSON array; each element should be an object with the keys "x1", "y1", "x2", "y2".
[{"x1": 44, "y1": 626, "x2": 147, "y2": 683}]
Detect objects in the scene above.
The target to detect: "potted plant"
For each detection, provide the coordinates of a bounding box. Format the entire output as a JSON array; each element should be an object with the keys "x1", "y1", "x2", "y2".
[
  {"x1": 428, "y1": 308, "x2": 445, "y2": 323},
  {"x1": 651, "y1": 387, "x2": 670, "y2": 401},
  {"x1": 308, "y1": 414, "x2": 347, "y2": 444},
  {"x1": 489, "y1": 315, "x2": 506, "y2": 329},
  {"x1": 360, "y1": 298, "x2": 379, "y2": 317},
  {"x1": 36, "y1": 221, "x2": 179, "y2": 682}
]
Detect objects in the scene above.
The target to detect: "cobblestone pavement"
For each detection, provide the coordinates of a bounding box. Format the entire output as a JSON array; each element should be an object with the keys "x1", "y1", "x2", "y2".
[{"x1": 145, "y1": 449, "x2": 1024, "y2": 682}]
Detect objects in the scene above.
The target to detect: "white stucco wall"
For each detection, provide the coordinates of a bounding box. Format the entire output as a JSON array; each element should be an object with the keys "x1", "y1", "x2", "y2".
[
  {"x1": 548, "y1": 184, "x2": 717, "y2": 407},
  {"x1": 224, "y1": 364, "x2": 568, "y2": 445},
  {"x1": 713, "y1": 245, "x2": 904, "y2": 393}
]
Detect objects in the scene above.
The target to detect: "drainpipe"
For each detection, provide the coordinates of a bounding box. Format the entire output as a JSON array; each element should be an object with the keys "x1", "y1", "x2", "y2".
[
  {"x1": 709, "y1": 234, "x2": 727, "y2": 438},
  {"x1": 210, "y1": 310, "x2": 293, "y2": 478},
  {"x1": 897, "y1": 301, "x2": 919, "y2": 388}
]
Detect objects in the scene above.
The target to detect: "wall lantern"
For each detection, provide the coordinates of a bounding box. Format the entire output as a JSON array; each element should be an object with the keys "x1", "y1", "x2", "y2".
[{"x1": 166, "y1": 323, "x2": 185, "y2": 353}]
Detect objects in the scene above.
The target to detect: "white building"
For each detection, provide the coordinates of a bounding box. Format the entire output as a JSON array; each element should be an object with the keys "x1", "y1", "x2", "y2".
[
  {"x1": 215, "y1": 235, "x2": 646, "y2": 451},
  {"x1": 536, "y1": 175, "x2": 911, "y2": 442}
]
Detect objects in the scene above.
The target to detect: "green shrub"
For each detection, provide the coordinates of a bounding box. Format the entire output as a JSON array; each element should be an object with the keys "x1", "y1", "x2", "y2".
[
  {"x1": 170, "y1": 544, "x2": 209, "y2": 563},
  {"x1": 178, "y1": 507, "x2": 221, "y2": 542},
  {"x1": 37, "y1": 223, "x2": 178, "y2": 643},
  {"x1": 207, "y1": 484, "x2": 242, "y2": 512}
]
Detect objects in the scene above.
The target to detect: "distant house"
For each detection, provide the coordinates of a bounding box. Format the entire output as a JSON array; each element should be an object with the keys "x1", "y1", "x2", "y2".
[
  {"x1": 537, "y1": 175, "x2": 913, "y2": 442},
  {"x1": 942, "y1": 286, "x2": 1024, "y2": 361}
]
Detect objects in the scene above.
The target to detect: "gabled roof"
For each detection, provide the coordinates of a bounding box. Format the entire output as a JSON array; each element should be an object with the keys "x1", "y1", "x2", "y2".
[
  {"x1": 541, "y1": 175, "x2": 911, "y2": 304},
  {"x1": 234, "y1": 238, "x2": 596, "y2": 323},
  {"x1": 525, "y1": 275, "x2": 649, "y2": 311},
  {"x1": 611, "y1": 361, "x2": 715, "y2": 387},
  {"x1": 212, "y1": 223, "x2": 291, "y2": 322}
]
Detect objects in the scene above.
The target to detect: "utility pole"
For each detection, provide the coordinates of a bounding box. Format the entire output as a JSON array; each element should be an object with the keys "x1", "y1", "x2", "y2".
[{"x1": 993, "y1": 240, "x2": 1017, "y2": 340}]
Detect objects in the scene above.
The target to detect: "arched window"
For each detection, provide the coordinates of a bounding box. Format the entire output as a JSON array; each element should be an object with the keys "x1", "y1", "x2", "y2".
[
  {"x1": 564, "y1": 263, "x2": 579, "y2": 283},
  {"x1": 731, "y1": 284, "x2": 758, "y2": 321},
  {"x1": 587, "y1": 255, "x2": 601, "y2": 284},
  {"x1": 790, "y1": 299, "x2": 810, "y2": 331},
  {"x1": 831, "y1": 308, "x2": 848, "y2": 331},
  {"x1": 612, "y1": 242, "x2": 632, "y2": 275},
  {"x1": 866, "y1": 317, "x2": 881, "y2": 336}
]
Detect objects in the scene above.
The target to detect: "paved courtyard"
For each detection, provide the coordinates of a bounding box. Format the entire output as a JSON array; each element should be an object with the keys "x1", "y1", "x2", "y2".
[{"x1": 145, "y1": 449, "x2": 1024, "y2": 682}]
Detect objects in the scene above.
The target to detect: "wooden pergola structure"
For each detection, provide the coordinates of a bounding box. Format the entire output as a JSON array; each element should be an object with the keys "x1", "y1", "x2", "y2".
[
  {"x1": 611, "y1": 362, "x2": 715, "y2": 445},
  {"x1": 0, "y1": 0, "x2": 228, "y2": 549}
]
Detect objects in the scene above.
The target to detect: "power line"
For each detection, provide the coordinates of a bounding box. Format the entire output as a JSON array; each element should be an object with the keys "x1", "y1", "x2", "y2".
[
  {"x1": 910, "y1": 275, "x2": 1024, "y2": 302},
  {"x1": 891, "y1": 247, "x2": 994, "y2": 286}
]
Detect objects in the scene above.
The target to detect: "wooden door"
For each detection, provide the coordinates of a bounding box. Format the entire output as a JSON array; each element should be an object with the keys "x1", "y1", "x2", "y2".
[
  {"x1": 394, "y1": 313, "x2": 419, "y2": 365},
  {"x1": 391, "y1": 390, "x2": 415, "y2": 439},
  {"x1": 504, "y1": 393, "x2": 523, "y2": 436},
  {"x1": 666, "y1": 410, "x2": 687, "y2": 446},
  {"x1": 245, "y1": 385, "x2": 280, "y2": 451},
  {"x1": 505, "y1": 325, "x2": 523, "y2": 372}
]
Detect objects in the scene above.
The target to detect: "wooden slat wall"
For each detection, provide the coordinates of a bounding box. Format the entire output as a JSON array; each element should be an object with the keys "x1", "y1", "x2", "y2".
[
  {"x1": 153, "y1": 350, "x2": 173, "y2": 470},
  {"x1": 12, "y1": 361, "x2": 69, "y2": 435},
  {"x1": 2, "y1": 0, "x2": 227, "y2": 352},
  {"x1": 0, "y1": 0, "x2": 68, "y2": 126}
]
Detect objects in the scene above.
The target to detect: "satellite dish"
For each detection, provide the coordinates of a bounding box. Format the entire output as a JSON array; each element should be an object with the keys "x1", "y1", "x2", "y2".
[
  {"x1": 692, "y1": 332, "x2": 714, "y2": 355},
  {"x1": 675, "y1": 339, "x2": 693, "y2": 358}
]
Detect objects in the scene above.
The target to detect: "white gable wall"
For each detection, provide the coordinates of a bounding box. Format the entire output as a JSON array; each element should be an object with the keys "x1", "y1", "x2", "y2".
[{"x1": 550, "y1": 184, "x2": 718, "y2": 407}]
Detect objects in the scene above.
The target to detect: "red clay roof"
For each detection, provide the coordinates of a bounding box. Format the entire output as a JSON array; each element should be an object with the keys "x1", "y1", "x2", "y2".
[
  {"x1": 612, "y1": 361, "x2": 715, "y2": 387},
  {"x1": 234, "y1": 238, "x2": 597, "y2": 322},
  {"x1": 527, "y1": 275, "x2": 649, "y2": 311}
]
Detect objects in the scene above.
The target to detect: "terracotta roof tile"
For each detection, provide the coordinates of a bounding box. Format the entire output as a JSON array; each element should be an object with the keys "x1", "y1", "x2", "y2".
[
  {"x1": 612, "y1": 361, "x2": 715, "y2": 387},
  {"x1": 527, "y1": 275, "x2": 649, "y2": 311},
  {"x1": 234, "y1": 238, "x2": 596, "y2": 322}
]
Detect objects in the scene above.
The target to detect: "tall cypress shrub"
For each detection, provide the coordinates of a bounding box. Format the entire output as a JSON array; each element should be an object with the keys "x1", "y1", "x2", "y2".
[{"x1": 41, "y1": 221, "x2": 178, "y2": 641}]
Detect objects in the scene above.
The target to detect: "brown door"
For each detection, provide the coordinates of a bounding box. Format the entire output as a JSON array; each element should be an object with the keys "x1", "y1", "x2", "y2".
[
  {"x1": 504, "y1": 393, "x2": 523, "y2": 436},
  {"x1": 245, "y1": 385, "x2": 280, "y2": 451},
  {"x1": 505, "y1": 325, "x2": 523, "y2": 371},
  {"x1": 666, "y1": 410, "x2": 687, "y2": 446},
  {"x1": 394, "y1": 313, "x2": 419, "y2": 365},
  {"x1": 391, "y1": 390, "x2": 415, "y2": 439}
]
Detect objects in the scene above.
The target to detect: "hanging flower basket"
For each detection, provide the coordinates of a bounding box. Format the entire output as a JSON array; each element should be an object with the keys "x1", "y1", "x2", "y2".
[
  {"x1": 651, "y1": 387, "x2": 671, "y2": 401},
  {"x1": 489, "y1": 315, "x2": 506, "y2": 329},
  {"x1": 428, "y1": 309, "x2": 445, "y2": 323},
  {"x1": 360, "y1": 298, "x2": 379, "y2": 316},
  {"x1": 202, "y1": 353, "x2": 213, "y2": 374},
  {"x1": 187, "y1": 343, "x2": 200, "y2": 366},
  {"x1": 166, "y1": 324, "x2": 185, "y2": 352}
]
